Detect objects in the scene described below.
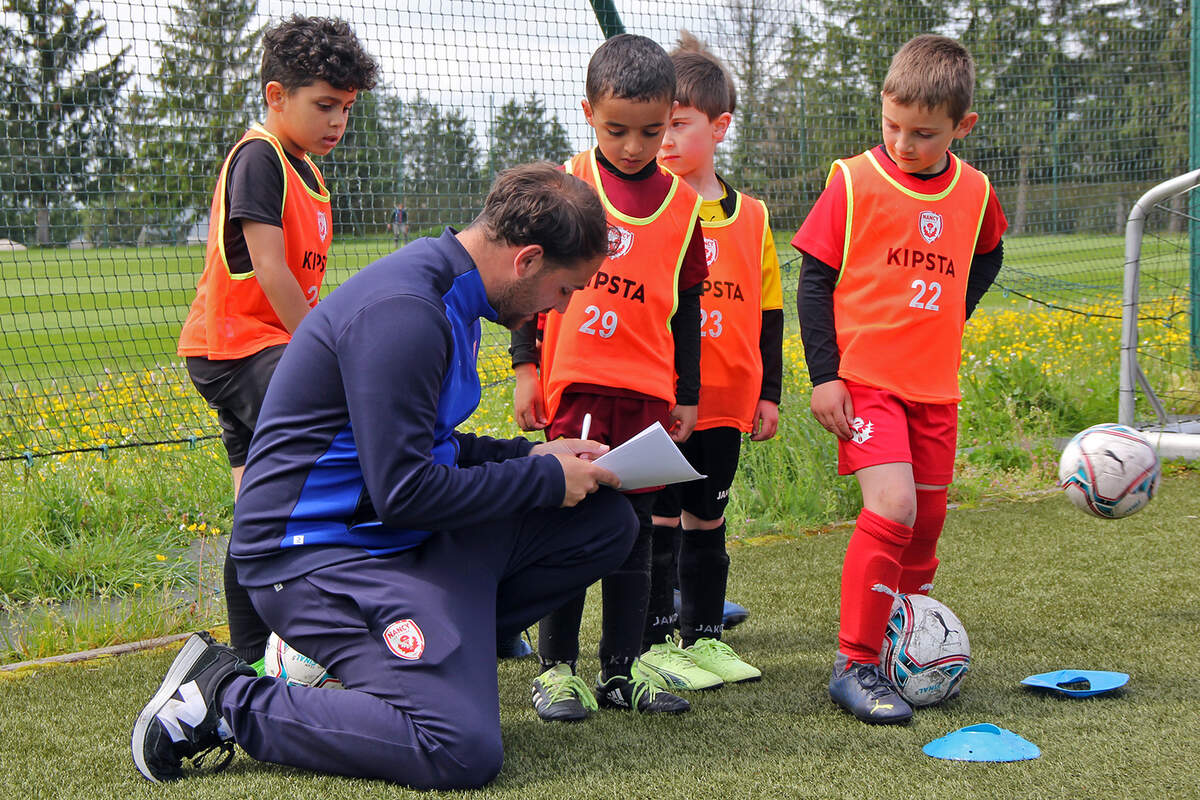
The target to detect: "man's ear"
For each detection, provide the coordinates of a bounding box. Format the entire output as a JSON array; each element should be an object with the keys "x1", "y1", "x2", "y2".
[{"x1": 513, "y1": 244, "x2": 545, "y2": 278}]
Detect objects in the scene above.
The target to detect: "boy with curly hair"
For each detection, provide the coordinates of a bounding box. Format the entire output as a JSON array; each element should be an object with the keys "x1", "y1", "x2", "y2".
[{"x1": 177, "y1": 15, "x2": 378, "y2": 667}]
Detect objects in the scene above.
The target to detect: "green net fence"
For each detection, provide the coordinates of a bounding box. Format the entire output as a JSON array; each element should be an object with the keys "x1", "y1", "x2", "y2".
[{"x1": 0, "y1": 0, "x2": 1193, "y2": 460}]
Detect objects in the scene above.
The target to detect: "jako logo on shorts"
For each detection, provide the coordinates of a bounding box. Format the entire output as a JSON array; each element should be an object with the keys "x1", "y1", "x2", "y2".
[{"x1": 383, "y1": 619, "x2": 425, "y2": 660}]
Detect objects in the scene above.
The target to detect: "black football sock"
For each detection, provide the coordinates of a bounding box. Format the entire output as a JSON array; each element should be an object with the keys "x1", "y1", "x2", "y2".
[
  {"x1": 599, "y1": 495, "x2": 654, "y2": 681},
  {"x1": 224, "y1": 545, "x2": 271, "y2": 663},
  {"x1": 643, "y1": 523, "x2": 681, "y2": 650},
  {"x1": 537, "y1": 592, "x2": 585, "y2": 671},
  {"x1": 679, "y1": 524, "x2": 730, "y2": 648}
]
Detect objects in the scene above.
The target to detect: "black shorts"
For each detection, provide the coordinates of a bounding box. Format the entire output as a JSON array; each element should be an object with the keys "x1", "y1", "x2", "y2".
[
  {"x1": 186, "y1": 344, "x2": 286, "y2": 467},
  {"x1": 653, "y1": 426, "x2": 743, "y2": 522}
]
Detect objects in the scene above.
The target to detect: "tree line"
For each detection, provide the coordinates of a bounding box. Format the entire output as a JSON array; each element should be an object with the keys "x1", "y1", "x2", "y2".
[{"x1": 0, "y1": 0, "x2": 1189, "y2": 247}]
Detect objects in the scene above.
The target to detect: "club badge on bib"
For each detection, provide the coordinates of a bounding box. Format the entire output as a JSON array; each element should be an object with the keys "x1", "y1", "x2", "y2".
[
  {"x1": 608, "y1": 225, "x2": 634, "y2": 259},
  {"x1": 317, "y1": 210, "x2": 329, "y2": 242},
  {"x1": 918, "y1": 211, "x2": 942, "y2": 244},
  {"x1": 383, "y1": 619, "x2": 425, "y2": 660}
]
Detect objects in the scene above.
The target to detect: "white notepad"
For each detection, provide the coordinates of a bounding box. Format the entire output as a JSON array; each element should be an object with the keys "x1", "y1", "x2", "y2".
[{"x1": 592, "y1": 422, "x2": 705, "y2": 491}]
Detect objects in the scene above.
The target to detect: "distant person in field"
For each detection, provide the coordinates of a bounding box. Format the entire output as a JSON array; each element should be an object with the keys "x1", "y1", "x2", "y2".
[
  {"x1": 175, "y1": 15, "x2": 378, "y2": 668},
  {"x1": 391, "y1": 202, "x2": 408, "y2": 248},
  {"x1": 510, "y1": 33, "x2": 706, "y2": 721},
  {"x1": 792, "y1": 34, "x2": 1007, "y2": 724},
  {"x1": 132, "y1": 163, "x2": 632, "y2": 789},
  {"x1": 636, "y1": 32, "x2": 783, "y2": 693}
]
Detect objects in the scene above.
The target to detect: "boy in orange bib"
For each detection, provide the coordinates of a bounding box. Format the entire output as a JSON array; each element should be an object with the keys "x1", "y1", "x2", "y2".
[
  {"x1": 636, "y1": 34, "x2": 783, "y2": 692},
  {"x1": 510, "y1": 34, "x2": 707, "y2": 720},
  {"x1": 792, "y1": 35, "x2": 1007, "y2": 724},
  {"x1": 177, "y1": 16, "x2": 378, "y2": 665}
]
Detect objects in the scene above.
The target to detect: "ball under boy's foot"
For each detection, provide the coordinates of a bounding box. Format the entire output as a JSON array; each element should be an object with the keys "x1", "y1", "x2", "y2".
[
  {"x1": 497, "y1": 631, "x2": 534, "y2": 660},
  {"x1": 594, "y1": 661, "x2": 691, "y2": 714},
  {"x1": 684, "y1": 637, "x2": 762, "y2": 684},
  {"x1": 827, "y1": 653, "x2": 913, "y2": 725},
  {"x1": 638, "y1": 637, "x2": 723, "y2": 691},
  {"x1": 131, "y1": 632, "x2": 256, "y2": 783},
  {"x1": 531, "y1": 663, "x2": 597, "y2": 722},
  {"x1": 672, "y1": 590, "x2": 750, "y2": 630}
]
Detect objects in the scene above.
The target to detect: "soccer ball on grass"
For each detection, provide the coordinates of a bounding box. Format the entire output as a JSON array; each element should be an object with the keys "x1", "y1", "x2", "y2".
[
  {"x1": 1057, "y1": 423, "x2": 1161, "y2": 519},
  {"x1": 880, "y1": 593, "x2": 970, "y2": 707},
  {"x1": 263, "y1": 632, "x2": 343, "y2": 689}
]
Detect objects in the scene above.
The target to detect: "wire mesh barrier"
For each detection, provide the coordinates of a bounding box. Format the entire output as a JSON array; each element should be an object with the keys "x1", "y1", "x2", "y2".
[{"x1": 0, "y1": 0, "x2": 1192, "y2": 460}]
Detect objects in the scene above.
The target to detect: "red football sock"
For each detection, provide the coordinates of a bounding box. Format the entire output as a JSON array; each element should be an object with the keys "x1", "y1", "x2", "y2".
[
  {"x1": 838, "y1": 508, "x2": 913, "y2": 665},
  {"x1": 899, "y1": 488, "x2": 948, "y2": 595}
]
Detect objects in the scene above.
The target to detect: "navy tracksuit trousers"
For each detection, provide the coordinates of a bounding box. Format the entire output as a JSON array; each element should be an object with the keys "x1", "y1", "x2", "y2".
[{"x1": 219, "y1": 488, "x2": 636, "y2": 789}]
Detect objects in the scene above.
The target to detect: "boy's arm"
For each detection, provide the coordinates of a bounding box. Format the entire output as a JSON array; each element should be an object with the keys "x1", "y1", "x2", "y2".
[
  {"x1": 226, "y1": 140, "x2": 313, "y2": 334},
  {"x1": 965, "y1": 240, "x2": 1004, "y2": 320},
  {"x1": 798, "y1": 251, "x2": 854, "y2": 441},
  {"x1": 243, "y1": 221, "x2": 313, "y2": 334},
  {"x1": 797, "y1": 252, "x2": 840, "y2": 387},
  {"x1": 670, "y1": 284, "x2": 701, "y2": 441},
  {"x1": 669, "y1": 219, "x2": 707, "y2": 442},
  {"x1": 753, "y1": 223, "x2": 784, "y2": 441},
  {"x1": 509, "y1": 319, "x2": 546, "y2": 430}
]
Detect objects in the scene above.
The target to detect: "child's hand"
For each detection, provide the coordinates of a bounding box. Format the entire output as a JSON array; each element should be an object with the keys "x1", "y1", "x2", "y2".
[
  {"x1": 750, "y1": 400, "x2": 779, "y2": 442},
  {"x1": 668, "y1": 404, "x2": 698, "y2": 442},
  {"x1": 513, "y1": 363, "x2": 547, "y2": 430},
  {"x1": 810, "y1": 380, "x2": 854, "y2": 441}
]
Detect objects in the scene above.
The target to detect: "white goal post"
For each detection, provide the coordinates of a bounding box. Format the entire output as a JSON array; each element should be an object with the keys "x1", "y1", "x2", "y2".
[{"x1": 1119, "y1": 168, "x2": 1200, "y2": 460}]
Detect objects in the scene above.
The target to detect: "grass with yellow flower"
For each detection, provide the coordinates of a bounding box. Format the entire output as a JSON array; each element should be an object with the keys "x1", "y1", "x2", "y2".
[{"x1": 1, "y1": 232, "x2": 1198, "y2": 663}]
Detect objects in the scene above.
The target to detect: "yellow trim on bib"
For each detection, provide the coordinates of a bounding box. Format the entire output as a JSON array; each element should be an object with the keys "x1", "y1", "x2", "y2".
[
  {"x1": 587, "y1": 149, "x2": 680, "y2": 226},
  {"x1": 864, "y1": 149, "x2": 961, "y2": 202}
]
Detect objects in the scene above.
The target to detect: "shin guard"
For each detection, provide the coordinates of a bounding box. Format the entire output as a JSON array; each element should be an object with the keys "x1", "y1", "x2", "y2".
[
  {"x1": 837, "y1": 509, "x2": 913, "y2": 665},
  {"x1": 899, "y1": 488, "x2": 948, "y2": 595},
  {"x1": 643, "y1": 524, "x2": 680, "y2": 650},
  {"x1": 678, "y1": 525, "x2": 729, "y2": 647}
]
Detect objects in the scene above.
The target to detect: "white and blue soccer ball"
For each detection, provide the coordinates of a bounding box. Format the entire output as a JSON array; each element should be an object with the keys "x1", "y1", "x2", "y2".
[
  {"x1": 263, "y1": 632, "x2": 343, "y2": 689},
  {"x1": 880, "y1": 594, "x2": 970, "y2": 707},
  {"x1": 1058, "y1": 423, "x2": 1161, "y2": 519}
]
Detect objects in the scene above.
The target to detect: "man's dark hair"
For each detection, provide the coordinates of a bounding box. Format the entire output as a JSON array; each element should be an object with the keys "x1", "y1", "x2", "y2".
[
  {"x1": 585, "y1": 33, "x2": 675, "y2": 105},
  {"x1": 261, "y1": 15, "x2": 379, "y2": 94},
  {"x1": 477, "y1": 162, "x2": 608, "y2": 267}
]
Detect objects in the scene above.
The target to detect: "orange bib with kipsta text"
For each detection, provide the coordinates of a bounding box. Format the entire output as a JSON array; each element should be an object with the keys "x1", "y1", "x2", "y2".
[
  {"x1": 832, "y1": 150, "x2": 990, "y2": 403},
  {"x1": 178, "y1": 124, "x2": 332, "y2": 360},
  {"x1": 540, "y1": 150, "x2": 701, "y2": 421},
  {"x1": 696, "y1": 192, "x2": 768, "y2": 431}
]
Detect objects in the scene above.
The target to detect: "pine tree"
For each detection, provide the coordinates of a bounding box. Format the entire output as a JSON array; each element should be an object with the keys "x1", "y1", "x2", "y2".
[
  {"x1": 0, "y1": 0, "x2": 129, "y2": 245},
  {"x1": 134, "y1": 0, "x2": 261, "y2": 238}
]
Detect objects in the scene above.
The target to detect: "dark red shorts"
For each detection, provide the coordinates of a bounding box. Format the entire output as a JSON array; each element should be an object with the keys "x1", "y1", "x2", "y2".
[
  {"x1": 836, "y1": 381, "x2": 957, "y2": 485},
  {"x1": 548, "y1": 390, "x2": 672, "y2": 494}
]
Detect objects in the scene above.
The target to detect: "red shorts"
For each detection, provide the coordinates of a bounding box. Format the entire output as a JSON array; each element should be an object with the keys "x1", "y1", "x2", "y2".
[{"x1": 836, "y1": 381, "x2": 957, "y2": 485}]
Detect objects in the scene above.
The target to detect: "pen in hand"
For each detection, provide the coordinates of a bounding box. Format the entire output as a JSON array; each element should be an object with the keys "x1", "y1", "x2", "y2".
[{"x1": 580, "y1": 412, "x2": 592, "y2": 442}]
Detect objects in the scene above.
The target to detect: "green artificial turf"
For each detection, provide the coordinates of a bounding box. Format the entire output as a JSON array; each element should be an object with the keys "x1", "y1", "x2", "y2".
[{"x1": 3, "y1": 472, "x2": 1198, "y2": 799}]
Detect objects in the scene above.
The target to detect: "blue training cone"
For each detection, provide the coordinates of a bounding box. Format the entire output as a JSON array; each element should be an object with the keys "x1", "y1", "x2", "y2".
[
  {"x1": 1020, "y1": 669, "x2": 1129, "y2": 698},
  {"x1": 923, "y1": 724, "x2": 1041, "y2": 762}
]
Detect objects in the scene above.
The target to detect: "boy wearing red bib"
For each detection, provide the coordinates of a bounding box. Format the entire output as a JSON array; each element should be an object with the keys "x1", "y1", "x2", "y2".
[
  {"x1": 510, "y1": 34, "x2": 708, "y2": 720},
  {"x1": 177, "y1": 16, "x2": 377, "y2": 665},
  {"x1": 792, "y1": 35, "x2": 1007, "y2": 724},
  {"x1": 637, "y1": 35, "x2": 783, "y2": 691}
]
